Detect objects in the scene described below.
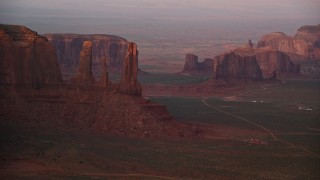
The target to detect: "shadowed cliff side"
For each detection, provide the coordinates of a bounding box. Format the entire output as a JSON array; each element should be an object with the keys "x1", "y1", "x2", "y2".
[
  {"x1": 212, "y1": 52, "x2": 263, "y2": 80},
  {"x1": 0, "y1": 24, "x2": 62, "y2": 88}
]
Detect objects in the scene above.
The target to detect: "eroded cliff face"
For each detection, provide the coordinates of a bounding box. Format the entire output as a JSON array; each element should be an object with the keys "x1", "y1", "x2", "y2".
[
  {"x1": 0, "y1": 24, "x2": 62, "y2": 88},
  {"x1": 257, "y1": 24, "x2": 320, "y2": 62},
  {"x1": 70, "y1": 41, "x2": 95, "y2": 88},
  {"x1": 44, "y1": 34, "x2": 128, "y2": 70},
  {"x1": 255, "y1": 48, "x2": 300, "y2": 79},
  {"x1": 212, "y1": 52, "x2": 263, "y2": 80}
]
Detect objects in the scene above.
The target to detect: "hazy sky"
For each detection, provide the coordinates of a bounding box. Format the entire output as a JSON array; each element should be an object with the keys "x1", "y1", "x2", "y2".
[
  {"x1": 1, "y1": 0, "x2": 319, "y2": 19},
  {"x1": 0, "y1": 0, "x2": 319, "y2": 34}
]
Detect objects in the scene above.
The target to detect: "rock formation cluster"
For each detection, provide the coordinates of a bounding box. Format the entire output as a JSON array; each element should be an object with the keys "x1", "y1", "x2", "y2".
[
  {"x1": 257, "y1": 24, "x2": 320, "y2": 62},
  {"x1": 180, "y1": 24, "x2": 319, "y2": 79},
  {"x1": 65, "y1": 40, "x2": 142, "y2": 94},
  {"x1": 0, "y1": 24, "x2": 62, "y2": 88},
  {"x1": 119, "y1": 42, "x2": 142, "y2": 96}
]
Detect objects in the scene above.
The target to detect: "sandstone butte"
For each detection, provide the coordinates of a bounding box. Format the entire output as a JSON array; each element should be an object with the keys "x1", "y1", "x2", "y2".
[
  {"x1": 1, "y1": 24, "x2": 194, "y2": 138},
  {"x1": 68, "y1": 40, "x2": 142, "y2": 96},
  {"x1": 44, "y1": 34, "x2": 128, "y2": 70},
  {"x1": 257, "y1": 24, "x2": 320, "y2": 62},
  {"x1": 0, "y1": 24, "x2": 62, "y2": 88},
  {"x1": 180, "y1": 25, "x2": 319, "y2": 79}
]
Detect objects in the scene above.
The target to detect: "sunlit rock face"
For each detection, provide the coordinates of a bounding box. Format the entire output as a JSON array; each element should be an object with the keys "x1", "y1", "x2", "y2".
[
  {"x1": 119, "y1": 42, "x2": 142, "y2": 96},
  {"x1": 0, "y1": 24, "x2": 62, "y2": 88},
  {"x1": 257, "y1": 24, "x2": 320, "y2": 62}
]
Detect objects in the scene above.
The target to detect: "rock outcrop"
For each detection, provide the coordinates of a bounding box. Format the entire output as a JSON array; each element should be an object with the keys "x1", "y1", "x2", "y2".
[
  {"x1": 180, "y1": 54, "x2": 213, "y2": 75},
  {"x1": 0, "y1": 24, "x2": 62, "y2": 88},
  {"x1": 119, "y1": 42, "x2": 142, "y2": 96},
  {"x1": 257, "y1": 24, "x2": 320, "y2": 62},
  {"x1": 44, "y1": 34, "x2": 128, "y2": 69},
  {"x1": 70, "y1": 41, "x2": 95, "y2": 88},
  {"x1": 212, "y1": 52, "x2": 263, "y2": 80}
]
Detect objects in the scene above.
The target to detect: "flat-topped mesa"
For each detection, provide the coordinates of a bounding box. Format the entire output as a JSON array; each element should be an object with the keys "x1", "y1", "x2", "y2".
[
  {"x1": 70, "y1": 41, "x2": 95, "y2": 88},
  {"x1": 0, "y1": 24, "x2": 62, "y2": 88},
  {"x1": 212, "y1": 52, "x2": 263, "y2": 80},
  {"x1": 119, "y1": 42, "x2": 142, "y2": 96},
  {"x1": 99, "y1": 56, "x2": 109, "y2": 88},
  {"x1": 44, "y1": 34, "x2": 128, "y2": 69}
]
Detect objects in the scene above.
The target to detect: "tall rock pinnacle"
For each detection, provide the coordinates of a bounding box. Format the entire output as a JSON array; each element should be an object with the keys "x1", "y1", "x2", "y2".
[
  {"x1": 71, "y1": 41, "x2": 95, "y2": 88},
  {"x1": 119, "y1": 42, "x2": 142, "y2": 96}
]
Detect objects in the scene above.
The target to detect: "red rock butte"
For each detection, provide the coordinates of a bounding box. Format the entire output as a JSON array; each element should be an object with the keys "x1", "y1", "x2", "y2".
[{"x1": 0, "y1": 24, "x2": 62, "y2": 88}]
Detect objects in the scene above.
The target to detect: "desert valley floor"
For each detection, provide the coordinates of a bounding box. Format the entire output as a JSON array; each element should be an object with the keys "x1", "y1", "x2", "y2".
[{"x1": 1, "y1": 76, "x2": 319, "y2": 179}]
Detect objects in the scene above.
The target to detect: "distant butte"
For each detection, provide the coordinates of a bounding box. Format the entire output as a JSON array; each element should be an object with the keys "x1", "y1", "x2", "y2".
[
  {"x1": 257, "y1": 24, "x2": 320, "y2": 62},
  {"x1": 179, "y1": 53, "x2": 213, "y2": 75},
  {"x1": 180, "y1": 25, "x2": 320, "y2": 79}
]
